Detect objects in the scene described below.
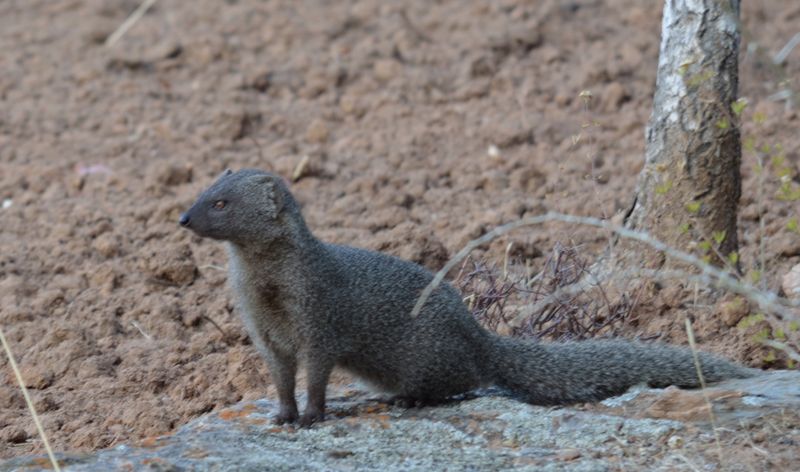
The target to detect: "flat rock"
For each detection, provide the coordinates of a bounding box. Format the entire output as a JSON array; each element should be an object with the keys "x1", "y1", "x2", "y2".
[{"x1": 2, "y1": 370, "x2": 798, "y2": 471}]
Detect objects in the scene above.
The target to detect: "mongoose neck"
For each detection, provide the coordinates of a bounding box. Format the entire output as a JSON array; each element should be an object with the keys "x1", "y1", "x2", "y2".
[{"x1": 225, "y1": 206, "x2": 328, "y2": 279}]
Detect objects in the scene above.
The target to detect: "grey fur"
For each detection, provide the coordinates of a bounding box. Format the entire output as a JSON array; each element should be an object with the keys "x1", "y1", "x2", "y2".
[{"x1": 180, "y1": 169, "x2": 754, "y2": 426}]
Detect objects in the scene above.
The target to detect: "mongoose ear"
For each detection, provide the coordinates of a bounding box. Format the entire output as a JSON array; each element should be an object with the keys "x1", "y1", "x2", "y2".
[
  {"x1": 214, "y1": 169, "x2": 234, "y2": 182},
  {"x1": 245, "y1": 174, "x2": 284, "y2": 217}
]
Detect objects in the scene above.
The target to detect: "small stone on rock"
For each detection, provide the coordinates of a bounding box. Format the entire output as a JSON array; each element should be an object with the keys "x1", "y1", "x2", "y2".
[
  {"x1": 782, "y1": 264, "x2": 800, "y2": 300},
  {"x1": 93, "y1": 232, "x2": 121, "y2": 258},
  {"x1": 667, "y1": 435, "x2": 684, "y2": 448},
  {"x1": 556, "y1": 448, "x2": 582, "y2": 461},
  {"x1": 373, "y1": 59, "x2": 402, "y2": 82}
]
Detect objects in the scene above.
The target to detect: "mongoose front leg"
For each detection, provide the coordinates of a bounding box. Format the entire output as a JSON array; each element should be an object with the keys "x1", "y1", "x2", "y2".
[
  {"x1": 265, "y1": 349, "x2": 299, "y2": 425},
  {"x1": 298, "y1": 356, "x2": 334, "y2": 427}
]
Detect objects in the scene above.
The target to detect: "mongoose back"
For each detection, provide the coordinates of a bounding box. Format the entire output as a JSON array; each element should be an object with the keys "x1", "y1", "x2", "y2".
[{"x1": 180, "y1": 169, "x2": 754, "y2": 426}]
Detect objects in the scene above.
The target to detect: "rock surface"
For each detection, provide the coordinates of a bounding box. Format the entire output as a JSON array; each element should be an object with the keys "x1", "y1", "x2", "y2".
[{"x1": 3, "y1": 371, "x2": 798, "y2": 471}]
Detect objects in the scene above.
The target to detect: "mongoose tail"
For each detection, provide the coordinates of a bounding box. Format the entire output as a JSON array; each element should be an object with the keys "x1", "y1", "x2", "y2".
[{"x1": 490, "y1": 337, "x2": 756, "y2": 405}]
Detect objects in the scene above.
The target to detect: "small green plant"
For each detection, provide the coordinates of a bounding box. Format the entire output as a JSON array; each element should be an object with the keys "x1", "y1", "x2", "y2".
[
  {"x1": 729, "y1": 100, "x2": 800, "y2": 367},
  {"x1": 649, "y1": 95, "x2": 800, "y2": 367}
]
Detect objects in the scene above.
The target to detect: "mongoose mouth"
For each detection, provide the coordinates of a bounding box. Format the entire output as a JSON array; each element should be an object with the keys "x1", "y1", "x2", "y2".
[
  {"x1": 178, "y1": 210, "x2": 205, "y2": 237},
  {"x1": 177, "y1": 204, "x2": 227, "y2": 241},
  {"x1": 178, "y1": 210, "x2": 208, "y2": 238}
]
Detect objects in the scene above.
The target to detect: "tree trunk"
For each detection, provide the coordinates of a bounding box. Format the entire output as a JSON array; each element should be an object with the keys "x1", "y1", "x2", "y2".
[{"x1": 623, "y1": 0, "x2": 741, "y2": 269}]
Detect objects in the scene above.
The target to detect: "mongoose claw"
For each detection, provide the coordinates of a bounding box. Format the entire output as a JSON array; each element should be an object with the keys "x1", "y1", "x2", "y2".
[
  {"x1": 297, "y1": 411, "x2": 325, "y2": 427},
  {"x1": 272, "y1": 408, "x2": 299, "y2": 425},
  {"x1": 387, "y1": 396, "x2": 437, "y2": 409},
  {"x1": 388, "y1": 396, "x2": 417, "y2": 409}
]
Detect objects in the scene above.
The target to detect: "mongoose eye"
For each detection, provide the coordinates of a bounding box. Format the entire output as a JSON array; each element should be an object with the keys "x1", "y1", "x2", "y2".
[{"x1": 213, "y1": 200, "x2": 226, "y2": 210}]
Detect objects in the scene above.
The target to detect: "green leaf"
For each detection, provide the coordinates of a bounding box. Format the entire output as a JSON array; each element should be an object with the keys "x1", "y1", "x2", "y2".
[
  {"x1": 787, "y1": 218, "x2": 799, "y2": 233},
  {"x1": 763, "y1": 350, "x2": 777, "y2": 363},
  {"x1": 716, "y1": 118, "x2": 729, "y2": 130},
  {"x1": 732, "y1": 99, "x2": 747, "y2": 116},
  {"x1": 774, "y1": 328, "x2": 786, "y2": 341},
  {"x1": 685, "y1": 201, "x2": 702, "y2": 213},
  {"x1": 789, "y1": 320, "x2": 799, "y2": 332},
  {"x1": 753, "y1": 328, "x2": 770, "y2": 342},
  {"x1": 727, "y1": 251, "x2": 739, "y2": 264},
  {"x1": 686, "y1": 69, "x2": 714, "y2": 87},
  {"x1": 712, "y1": 230, "x2": 727, "y2": 245},
  {"x1": 777, "y1": 183, "x2": 800, "y2": 201},
  {"x1": 737, "y1": 313, "x2": 765, "y2": 329},
  {"x1": 749, "y1": 270, "x2": 762, "y2": 284},
  {"x1": 655, "y1": 180, "x2": 673, "y2": 195},
  {"x1": 679, "y1": 222, "x2": 691, "y2": 234},
  {"x1": 753, "y1": 111, "x2": 766, "y2": 125},
  {"x1": 698, "y1": 240, "x2": 712, "y2": 252},
  {"x1": 743, "y1": 137, "x2": 756, "y2": 152}
]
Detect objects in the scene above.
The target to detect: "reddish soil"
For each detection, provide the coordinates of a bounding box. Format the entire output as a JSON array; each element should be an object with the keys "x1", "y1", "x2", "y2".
[{"x1": 1, "y1": 0, "x2": 799, "y2": 459}]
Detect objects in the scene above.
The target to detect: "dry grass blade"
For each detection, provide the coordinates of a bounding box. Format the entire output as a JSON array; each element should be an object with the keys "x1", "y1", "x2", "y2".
[
  {"x1": 411, "y1": 212, "x2": 800, "y2": 324},
  {"x1": 291, "y1": 155, "x2": 311, "y2": 182},
  {"x1": 773, "y1": 32, "x2": 800, "y2": 65},
  {"x1": 457, "y1": 244, "x2": 633, "y2": 341},
  {"x1": 105, "y1": 0, "x2": 159, "y2": 47},
  {"x1": 0, "y1": 327, "x2": 61, "y2": 471},
  {"x1": 411, "y1": 211, "x2": 799, "y2": 362},
  {"x1": 456, "y1": 261, "x2": 516, "y2": 333},
  {"x1": 684, "y1": 317, "x2": 724, "y2": 465}
]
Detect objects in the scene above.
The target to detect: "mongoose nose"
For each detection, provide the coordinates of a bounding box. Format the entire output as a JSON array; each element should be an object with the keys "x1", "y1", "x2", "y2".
[{"x1": 179, "y1": 213, "x2": 190, "y2": 227}]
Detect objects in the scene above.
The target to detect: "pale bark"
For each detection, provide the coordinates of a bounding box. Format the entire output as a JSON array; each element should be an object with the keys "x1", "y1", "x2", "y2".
[{"x1": 623, "y1": 0, "x2": 741, "y2": 268}]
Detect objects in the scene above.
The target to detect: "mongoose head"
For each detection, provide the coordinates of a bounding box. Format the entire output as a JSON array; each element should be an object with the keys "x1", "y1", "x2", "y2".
[{"x1": 179, "y1": 169, "x2": 293, "y2": 245}]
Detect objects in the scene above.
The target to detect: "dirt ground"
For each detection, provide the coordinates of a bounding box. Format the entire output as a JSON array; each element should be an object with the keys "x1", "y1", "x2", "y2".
[{"x1": 1, "y1": 0, "x2": 799, "y2": 461}]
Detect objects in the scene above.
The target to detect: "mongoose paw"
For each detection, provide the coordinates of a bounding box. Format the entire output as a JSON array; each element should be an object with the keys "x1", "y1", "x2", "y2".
[
  {"x1": 389, "y1": 397, "x2": 416, "y2": 409},
  {"x1": 273, "y1": 408, "x2": 299, "y2": 425},
  {"x1": 387, "y1": 396, "x2": 431, "y2": 409},
  {"x1": 297, "y1": 411, "x2": 325, "y2": 428}
]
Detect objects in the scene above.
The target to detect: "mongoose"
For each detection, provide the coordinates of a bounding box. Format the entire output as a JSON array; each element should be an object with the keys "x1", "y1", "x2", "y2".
[{"x1": 179, "y1": 169, "x2": 754, "y2": 426}]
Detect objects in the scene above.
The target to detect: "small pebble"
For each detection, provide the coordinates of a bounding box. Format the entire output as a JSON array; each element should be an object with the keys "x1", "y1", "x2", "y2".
[{"x1": 667, "y1": 435, "x2": 684, "y2": 448}]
